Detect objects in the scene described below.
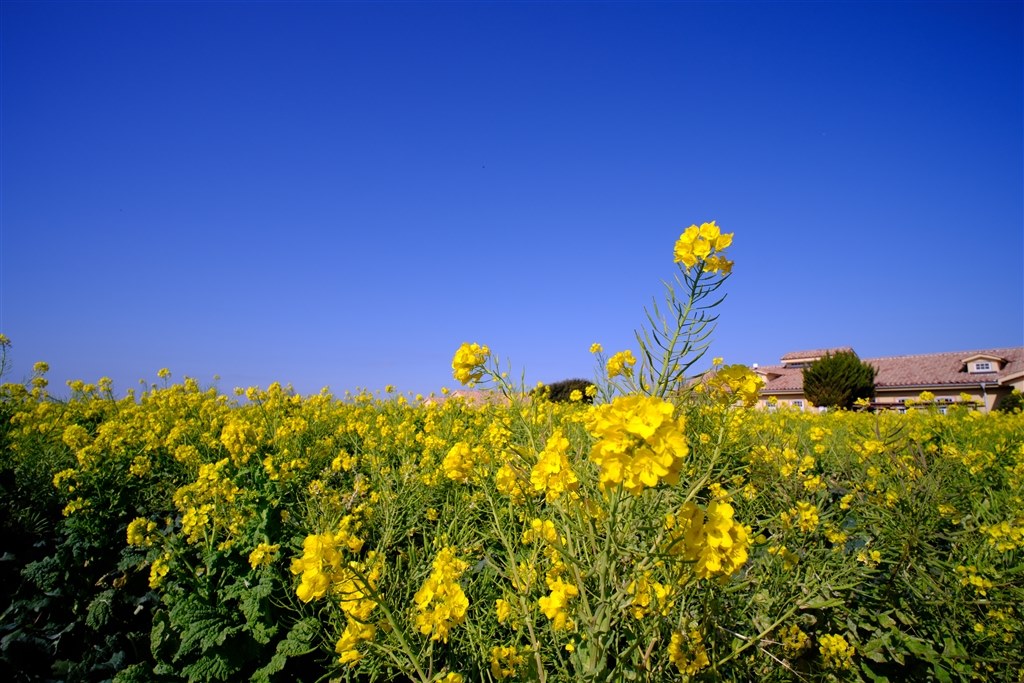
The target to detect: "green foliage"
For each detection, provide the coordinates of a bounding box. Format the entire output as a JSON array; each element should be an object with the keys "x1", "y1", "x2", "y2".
[
  {"x1": 994, "y1": 389, "x2": 1024, "y2": 414},
  {"x1": 1, "y1": 376, "x2": 1023, "y2": 681},
  {"x1": 802, "y1": 350, "x2": 877, "y2": 409},
  {"x1": 533, "y1": 378, "x2": 594, "y2": 403}
]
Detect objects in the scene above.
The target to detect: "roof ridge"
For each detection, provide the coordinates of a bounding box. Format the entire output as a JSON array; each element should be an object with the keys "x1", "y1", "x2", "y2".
[{"x1": 865, "y1": 347, "x2": 1021, "y2": 362}]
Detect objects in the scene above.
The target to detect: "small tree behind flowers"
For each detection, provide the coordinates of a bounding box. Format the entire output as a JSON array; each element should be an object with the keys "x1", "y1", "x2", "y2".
[{"x1": 803, "y1": 350, "x2": 876, "y2": 409}]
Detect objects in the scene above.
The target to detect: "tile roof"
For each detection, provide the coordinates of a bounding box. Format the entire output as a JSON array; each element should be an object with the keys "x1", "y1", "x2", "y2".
[
  {"x1": 757, "y1": 347, "x2": 1024, "y2": 393},
  {"x1": 421, "y1": 389, "x2": 513, "y2": 406},
  {"x1": 779, "y1": 347, "x2": 854, "y2": 362}
]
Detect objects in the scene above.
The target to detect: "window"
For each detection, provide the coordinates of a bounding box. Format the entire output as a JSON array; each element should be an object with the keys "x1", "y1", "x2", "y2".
[
  {"x1": 974, "y1": 362, "x2": 991, "y2": 372},
  {"x1": 792, "y1": 400, "x2": 804, "y2": 408}
]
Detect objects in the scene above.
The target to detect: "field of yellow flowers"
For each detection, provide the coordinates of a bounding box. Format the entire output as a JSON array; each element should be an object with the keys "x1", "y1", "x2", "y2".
[{"x1": 1, "y1": 224, "x2": 1021, "y2": 682}]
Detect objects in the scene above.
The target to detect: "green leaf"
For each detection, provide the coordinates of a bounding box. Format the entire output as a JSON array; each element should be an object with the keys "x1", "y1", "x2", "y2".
[
  {"x1": 860, "y1": 661, "x2": 890, "y2": 683},
  {"x1": 251, "y1": 617, "x2": 320, "y2": 682},
  {"x1": 903, "y1": 636, "x2": 936, "y2": 659},
  {"x1": 85, "y1": 588, "x2": 115, "y2": 630},
  {"x1": 181, "y1": 653, "x2": 232, "y2": 682}
]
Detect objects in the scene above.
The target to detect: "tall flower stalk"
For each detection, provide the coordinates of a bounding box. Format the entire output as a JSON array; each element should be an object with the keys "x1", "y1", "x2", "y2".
[{"x1": 634, "y1": 220, "x2": 734, "y2": 399}]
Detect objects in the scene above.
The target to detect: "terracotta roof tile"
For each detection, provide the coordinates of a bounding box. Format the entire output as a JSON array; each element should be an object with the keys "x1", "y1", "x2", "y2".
[{"x1": 780, "y1": 347, "x2": 854, "y2": 362}]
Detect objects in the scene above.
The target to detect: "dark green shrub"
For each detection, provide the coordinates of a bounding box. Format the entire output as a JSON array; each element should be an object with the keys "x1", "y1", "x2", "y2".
[
  {"x1": 802, "y1": 351, "x2": 876, "y2": 410},
  {"x1": 533, "y1": 378, "x2": 594, "y2": 404},
  {"x1": 994, "y1": 389, "x2": 1024, "y2": 413}
]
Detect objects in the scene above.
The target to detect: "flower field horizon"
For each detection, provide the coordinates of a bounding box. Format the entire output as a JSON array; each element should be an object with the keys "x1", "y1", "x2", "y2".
[{"x1": 1, "y1": 225, "x2": 1021, "y2": 682}]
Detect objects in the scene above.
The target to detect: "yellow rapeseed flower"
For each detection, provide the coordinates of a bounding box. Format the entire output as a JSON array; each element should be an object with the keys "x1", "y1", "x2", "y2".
[
  {"x1": 414, "y1": 547, "x2": 470, "y2": 642},
  {"x1": 452, "y1": 342, "x2": 491, "y2": 386},
  {"x1": 490, "y1": 645, "x2": 526, "y2": 680},
  {"x1": 495, "y1": 598, "x2": 512, "y2": 624},
  {"x1": 538, "y1": 577, "x2": 578, "y2": 631},
  {"x1": 781, "y1": 501, "x2": 820, "y2": 533},
  {"x1": 819, "y1": 633, "x2": 854, "y2": 670},
  {"x1": 780, "y1": 624, "x2": 810, "y2": 657},
  {"x1": 126, "y1": 517, "x2": 157, "y2": 547},
  {"x1": 665, "y1": 500, "x2": 751, "y2": 579},
  {"x1": 443, "y1": 441, "x2": 477, "y2": 483},
  {"x1": 705, "y1": 364, "x2": 764, "y2": 407},
  {"x1": 606, "y1": 349, "x2": 636, "y2": 379},
  {"x1": 529, "y1": 429, "x2": 579, "y2": 502},
  {"x1": 673, "y1": 221, "x2": 734, "y2": 273},
  {"x1": 584, "y1": 395, "x2": 688, "y2": 495},
  {"x1": 668, "y1": 629, "x2": 710, "y2": 676},
  {"x1": 248, "y1": 542, "x2": 280, "y2": 570}
]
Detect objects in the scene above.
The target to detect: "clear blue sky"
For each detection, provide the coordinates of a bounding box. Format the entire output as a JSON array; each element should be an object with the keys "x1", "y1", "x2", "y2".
[{"x1": 2, "y1": 0, "x2": 1021, "y2": 398}]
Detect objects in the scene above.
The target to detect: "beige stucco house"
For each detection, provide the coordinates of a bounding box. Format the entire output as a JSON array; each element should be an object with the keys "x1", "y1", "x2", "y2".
[{"x1": 755, "y1": 347, "x2": 1024, "y2": 412}]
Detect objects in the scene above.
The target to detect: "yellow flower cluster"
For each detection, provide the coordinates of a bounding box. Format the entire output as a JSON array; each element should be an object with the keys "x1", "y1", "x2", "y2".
[
  {"x1": 220, "y1": 417, "x2": 263, "y2": 466},
  {"x1": 494, "y1": 458, "x2": 528, "y2": 504},
  {"x1": 668, "y1": 628, "x2": 710, "y2": 676},
  {"x1": 823, "y1": 523, "x2": 848, "y2": 548},
  {"x1": 767, "y1": 544, "x2": 800, "y2": 570},
  {"x1": 172, "y1": 458, "x2": 247, "y2": 547},
  {"x1": 443, "y1": 441, "x2": 488, "y2": 483},
  {"x1": 704, "y1": 363, "x2": 764, "y2": 407},
  {"x1": 452, "y1": 342, "x2": 491, "y2": 386},
  {"x1": 665, "y1": 500, "x2": 751, "y2": 579},
  {"x1": 856, "y1": 548, "x2": 882, "y2": 568},
  {"x1": 673, "y1": 221, "x2": 734, "y2": 273},
  {"x1": 537, "y1": 576, "x2": 578, "y2": 631},
  {"x1": 126, "y1": 517, "x2": 158, "y2": 547},
  {"x1": 290, "y1": 518, "x2": 366, "y2": 603},
  {"x1": 973, "y1": 607, "x2": 1019, "y2": 644},
  {"x1": 781, "y1": 501, "x2": 820, "y2": 534},
  {"x1": 333, "y1": 553, "x2": 382, "y2": 665},
  {"x1": 290, "y1": 522, "x2": 379, "y2": 665},
  {"x1": 779, "y1": 624, "x2": 810, "y2": 657},
  {"x1": 489, "y1": 645, "x2": 527, "y2": 680},
  {"x1": 605, "y1": 350, "x2": 636, "y2": 379},
  {"x1": 979, "y1": 518, "x2": 1024, "y2": 551},
  {"x1": 495, "y1": 598, "x2": 513, "y2": 624},
  {"x1": 248, "y1": 542, "x2": 280, "y2": 570},
  {"x1": 522, "y1": 518, "x2": 559, "y2": 545},
  {"x1": 414, "y1": 546, "x2": 470, "y2": 642},
  {"x1": 530, "y1": 429, "x2": 579, "y2": 503},
  {"x1": 584, "y1": 395, "x2": 688, "y2": 495},
  {"x1": 955, "y1": 565, "x2": 994, "y2": 596},
  {"x1": 818, "y1": 633, "x2": 854, "y2": 670},
  {"x1": 626, "y1": 572, "x2": 673, "y2": 619},
  {"x1": 149, "y1": 552, "x2": 171, "y2": 589}
]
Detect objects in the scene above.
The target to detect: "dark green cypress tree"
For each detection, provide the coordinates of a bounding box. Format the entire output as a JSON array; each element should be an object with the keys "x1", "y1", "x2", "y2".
[
  {"x1": 802, "y1": 351, "x2": 876, "y2": 409},
  {"x1": 532, "y1": 378, "x2": 595, "y2": 404}
]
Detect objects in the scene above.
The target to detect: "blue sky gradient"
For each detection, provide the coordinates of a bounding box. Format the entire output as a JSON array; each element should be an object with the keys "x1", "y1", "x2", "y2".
[{"x1": 2, "y1": 1, "x2": 1022, "y2": 397}]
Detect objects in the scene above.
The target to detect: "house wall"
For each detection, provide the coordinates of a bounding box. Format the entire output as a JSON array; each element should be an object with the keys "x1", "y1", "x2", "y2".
[
  {"x1": 759, "y1": 386, "x2": 1013, "y2": 412},
  {"x1": 874, "y1": 388, "x2": 985, "y2": 412},
  {"x1": 758, "y1": 395, "x2": 811, "y2": 411}
]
